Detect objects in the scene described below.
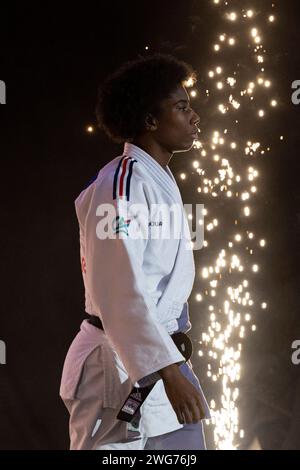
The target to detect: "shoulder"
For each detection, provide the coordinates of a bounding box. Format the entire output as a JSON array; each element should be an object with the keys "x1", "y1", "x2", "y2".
[
  {"x1": 96, "y1": 155, "x2": 147, "y2": 204},
  {"x1": 75, "y1": 155, "x2": 150, "y2": 222}
]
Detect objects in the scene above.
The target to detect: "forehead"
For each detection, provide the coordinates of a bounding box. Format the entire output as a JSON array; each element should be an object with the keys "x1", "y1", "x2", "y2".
[
  {"x1": 169, "y1": 85, "x2": 190, "y2": 102},
  {"x1": 163, "y1": 84, "x2": 190, "y2": 107}
]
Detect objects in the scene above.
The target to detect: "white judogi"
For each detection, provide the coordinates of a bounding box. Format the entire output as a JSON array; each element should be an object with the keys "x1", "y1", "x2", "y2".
[{"x1": 60, "y1": 142, "x2": 210, "y2": 450}]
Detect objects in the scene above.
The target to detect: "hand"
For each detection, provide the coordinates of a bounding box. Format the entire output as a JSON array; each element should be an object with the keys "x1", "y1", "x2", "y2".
[{"x1": 158, "y1": 364, "x2": 206, "y2": 424}]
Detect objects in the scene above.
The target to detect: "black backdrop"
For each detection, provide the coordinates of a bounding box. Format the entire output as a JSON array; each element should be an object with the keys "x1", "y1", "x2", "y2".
[{"x1": 0, "y1": 0, "x2": 300, "y2": 450}]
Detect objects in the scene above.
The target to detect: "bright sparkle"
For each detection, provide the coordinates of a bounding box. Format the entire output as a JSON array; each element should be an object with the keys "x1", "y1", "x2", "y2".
[{"x1": 196, "y1": 0, "x2": 277, "y2": 450}]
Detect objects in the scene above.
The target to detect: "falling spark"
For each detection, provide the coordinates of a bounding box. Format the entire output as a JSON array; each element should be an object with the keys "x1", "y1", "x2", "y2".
[{"x1": 194, "y1": 0, "x2": 279, "y2": 450}]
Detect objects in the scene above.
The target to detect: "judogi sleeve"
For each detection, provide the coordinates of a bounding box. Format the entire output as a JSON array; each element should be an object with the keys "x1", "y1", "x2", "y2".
[{"x1": 81, "y1": 160, "x2": 185, "y2": 386}]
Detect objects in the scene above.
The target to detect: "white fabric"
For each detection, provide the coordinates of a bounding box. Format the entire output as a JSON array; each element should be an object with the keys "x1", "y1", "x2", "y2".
[{"x1": 60, "y1": 142, "x2": 211, "y2": 449}]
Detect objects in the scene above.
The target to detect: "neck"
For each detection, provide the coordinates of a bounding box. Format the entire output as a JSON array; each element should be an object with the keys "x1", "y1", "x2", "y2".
[{"x1": 130, "y1": 137, "x2": 173, "y2": 169}]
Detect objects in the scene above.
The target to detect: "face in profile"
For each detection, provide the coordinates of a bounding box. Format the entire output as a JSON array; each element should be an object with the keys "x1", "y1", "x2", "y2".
[{"x1": 150, "y1": 84, "x2": 200, "y2": 153}]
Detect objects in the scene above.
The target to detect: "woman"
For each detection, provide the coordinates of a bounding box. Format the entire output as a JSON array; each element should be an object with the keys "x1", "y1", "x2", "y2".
[{"x1": 59, "y1": 53, "x2": 211, "y2": 450}]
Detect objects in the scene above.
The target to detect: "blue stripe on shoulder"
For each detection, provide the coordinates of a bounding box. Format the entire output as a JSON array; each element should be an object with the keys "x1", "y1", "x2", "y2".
[{"x1": 125, "y1": 159, "x2": 137, "y2": 201}]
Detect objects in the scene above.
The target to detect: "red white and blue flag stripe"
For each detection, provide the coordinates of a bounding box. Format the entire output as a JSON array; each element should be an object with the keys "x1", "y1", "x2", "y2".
[{"x1": 113, "y1": 155, "x2": 137, "y2": 201}]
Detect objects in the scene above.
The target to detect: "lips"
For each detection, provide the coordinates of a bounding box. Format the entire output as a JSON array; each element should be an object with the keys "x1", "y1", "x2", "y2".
[{"x1": 190, "y1": 128, "x2": 199, "y2": 139}]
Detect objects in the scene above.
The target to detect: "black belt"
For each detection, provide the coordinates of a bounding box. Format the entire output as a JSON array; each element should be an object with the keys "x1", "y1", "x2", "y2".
[{"x1": 87, "y1": 314, "x2": 193, "y2": 362}]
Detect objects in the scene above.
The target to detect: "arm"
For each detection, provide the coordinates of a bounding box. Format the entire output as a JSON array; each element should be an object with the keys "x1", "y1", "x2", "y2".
[{"x1": 80, "y1": 166, "x2": 185, "y2": 386}]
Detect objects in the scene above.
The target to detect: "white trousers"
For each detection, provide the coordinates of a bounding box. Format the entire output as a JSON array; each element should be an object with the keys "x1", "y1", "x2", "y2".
[
  {"x1": 60, "y1": 321, "x2": 210, "y2": 450},
  {"x1": 96, "y1": 422, "x2": 207, "y2": 450}
]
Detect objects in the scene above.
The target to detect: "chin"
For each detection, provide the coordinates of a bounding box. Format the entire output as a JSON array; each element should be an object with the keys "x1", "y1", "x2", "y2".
[
  {"x1": 174, "y1": 142, "x2": 194, "y2": 153},
  {"x1": 183, "y1": 141, "x2": 195, "y2": 151}
]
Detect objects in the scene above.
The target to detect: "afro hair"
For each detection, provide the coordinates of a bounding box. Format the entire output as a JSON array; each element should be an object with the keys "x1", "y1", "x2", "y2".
[{"x1": 95, "y1": 53, "x2": 197, "y2": 143}]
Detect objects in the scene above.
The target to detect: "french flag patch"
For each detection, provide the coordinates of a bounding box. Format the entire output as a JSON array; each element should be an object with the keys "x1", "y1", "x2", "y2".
[{"x1": 113, "y1": 156, "x2": 137, "y2": 201}]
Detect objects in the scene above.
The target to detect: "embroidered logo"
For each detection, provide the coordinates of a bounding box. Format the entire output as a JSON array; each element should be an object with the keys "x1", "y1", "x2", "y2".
[
  {"x1": 148, "y1": 220, "x2": 163, "y2": 227},
  {"x1": 130, "y1": 391, "x2": 142, "y2": 401},
  {"x1": 112, "y1": 215, "x2": 131, "y2": 236}
]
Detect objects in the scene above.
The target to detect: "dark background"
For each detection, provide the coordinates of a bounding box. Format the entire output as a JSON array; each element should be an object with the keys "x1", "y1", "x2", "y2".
[{"x1": 0, "y1": 0, "x2": 299, "y2": 450}]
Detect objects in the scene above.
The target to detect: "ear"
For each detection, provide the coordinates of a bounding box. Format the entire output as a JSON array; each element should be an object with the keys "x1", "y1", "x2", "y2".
[{"x1": 145, "y1": 113, "x2": 158, "y2": 131}]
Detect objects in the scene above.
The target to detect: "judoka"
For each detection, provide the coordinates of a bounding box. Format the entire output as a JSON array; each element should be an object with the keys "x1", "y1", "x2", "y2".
[{"x1": 60, "y1": 53, "x2": 211, "y2": 450}]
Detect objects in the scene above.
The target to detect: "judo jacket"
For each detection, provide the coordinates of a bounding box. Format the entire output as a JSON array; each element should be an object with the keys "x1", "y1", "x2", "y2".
[{"x1": 60, "y1": 142, "x2": 210, "y2": 447}]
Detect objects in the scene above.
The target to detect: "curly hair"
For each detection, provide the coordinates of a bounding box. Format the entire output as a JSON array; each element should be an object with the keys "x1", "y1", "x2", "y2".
[{"x1": 95, "y1": 53, "x2": 197, "y2": 143}]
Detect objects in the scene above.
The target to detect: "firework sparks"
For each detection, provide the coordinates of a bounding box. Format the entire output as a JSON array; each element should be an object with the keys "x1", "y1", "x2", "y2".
[{"x1": 188, "y1": 1, "x2": 279, "y2": 449}]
